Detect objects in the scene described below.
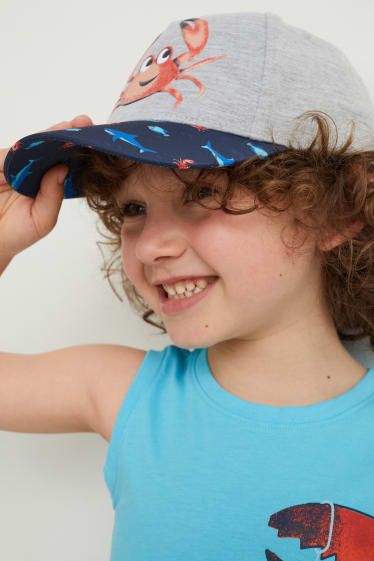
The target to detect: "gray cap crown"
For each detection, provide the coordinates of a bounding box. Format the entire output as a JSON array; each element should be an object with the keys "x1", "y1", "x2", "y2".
[{"x1": 108, "y1": 11, "x2": 374, "y2": 151}]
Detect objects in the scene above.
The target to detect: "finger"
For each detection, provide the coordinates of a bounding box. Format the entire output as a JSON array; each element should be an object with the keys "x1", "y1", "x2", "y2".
[
  {"x1": 32, "y1": 164, "x2": 69, "y2": 234},
  {"x1": 0, "y1": 114, "x2": 94, "y2": 187},
  {"x1": 0, "y1": 148, "x2": 11, "y2": 178},
  {"x1": 71, "y1": 114, "x2": 94, "y2": 127},
  {"x1": 39, "y1": 120, "x2": 71, "y2": 133},
  {"x1": 40, "y1": 114, "x2": 94, "y2": 134},
  {"x1": 38, "y1": 164, "x2": 68, "y2": 203}
]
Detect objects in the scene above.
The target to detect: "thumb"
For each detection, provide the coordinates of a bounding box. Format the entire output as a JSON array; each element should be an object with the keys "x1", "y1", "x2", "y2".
[
  {"x1": 57, "y1": 164, "x2": 69, "y2": 186},
  {"x1": 40, "y1": 163, "x2": 69, "y2": 197},
  {"x1": 34, "y1": 164, "x2": 69, "y2": 228}
]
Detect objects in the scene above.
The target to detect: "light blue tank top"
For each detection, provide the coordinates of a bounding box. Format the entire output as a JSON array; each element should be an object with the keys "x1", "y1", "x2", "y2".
[{"x1": 103, "y1": 344, "x2": 374, "y2": 560}]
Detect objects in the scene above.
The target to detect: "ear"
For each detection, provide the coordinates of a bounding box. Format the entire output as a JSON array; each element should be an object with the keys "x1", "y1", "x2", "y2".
[{"x1": 318, "y1": 220, "x2": 365, "y2": 251}]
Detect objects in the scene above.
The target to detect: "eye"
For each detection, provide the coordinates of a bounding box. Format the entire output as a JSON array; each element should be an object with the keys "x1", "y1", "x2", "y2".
[
  {"x1": 156, "y1": 47, "x2": 171, "y2": 64},
  {"x1": 119, "y1": 186, "x2": 220, "y2": 219},
  {"x1": 139, "y1": 55, "x2": 154, "y2": 73},
  {"x1": 184, "y1": 185, "x2": 221, "y2": 203},
  {"x1": 119, "y1": 202, "x2": 146, "y2": 218}
]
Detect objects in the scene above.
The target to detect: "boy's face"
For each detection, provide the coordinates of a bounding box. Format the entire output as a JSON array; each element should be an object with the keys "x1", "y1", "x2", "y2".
[{"x1": 117, "y1": 163, "x2": 323, "y2": 349}]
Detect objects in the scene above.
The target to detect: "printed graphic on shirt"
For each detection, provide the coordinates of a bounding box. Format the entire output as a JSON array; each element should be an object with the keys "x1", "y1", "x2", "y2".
[
  {"x1": 112, "y1": 18, "x2": 227, "y2": 110},
  {"x1": 267, "y1": 501, "x2": 374, "y2": 560}
]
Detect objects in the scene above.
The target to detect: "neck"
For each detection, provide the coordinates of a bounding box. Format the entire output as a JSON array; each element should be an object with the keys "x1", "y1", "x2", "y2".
[{"x1": 207, "y1": 308, "x2": 367, "y2": 407}]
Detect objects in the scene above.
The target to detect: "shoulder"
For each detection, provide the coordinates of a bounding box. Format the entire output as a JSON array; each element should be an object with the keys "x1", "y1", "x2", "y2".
[
  {"x1": 86, "y1": 344, "x2": 147, "y2": 443},
  {"x1": 87, "y1": 344, "x2": 192, "y2": 443}
]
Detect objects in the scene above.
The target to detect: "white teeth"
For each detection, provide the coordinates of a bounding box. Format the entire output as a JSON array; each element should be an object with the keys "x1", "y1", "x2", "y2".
[
  {"x1": 167, "y1": 286, "x2": 204, "y2": 300},
  {"x1": 163, "y1": 278, "x2": 210, "y2": 297}
]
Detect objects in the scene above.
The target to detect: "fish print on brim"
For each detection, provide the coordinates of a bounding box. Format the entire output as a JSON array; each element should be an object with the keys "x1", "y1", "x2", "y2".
[{"x1": 4, "y1": 120, "x2": 288, "y2": 199}]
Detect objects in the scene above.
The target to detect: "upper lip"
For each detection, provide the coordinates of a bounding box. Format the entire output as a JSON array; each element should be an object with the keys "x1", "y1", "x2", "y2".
[{"x1": 152, "y1": 275, "x2": 218, "y2": 286}]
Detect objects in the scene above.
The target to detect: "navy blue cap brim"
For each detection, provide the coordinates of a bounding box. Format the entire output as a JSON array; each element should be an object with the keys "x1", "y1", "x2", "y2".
[{"x1": 4, "y1": 120, "x2": 289, "y2": 199}]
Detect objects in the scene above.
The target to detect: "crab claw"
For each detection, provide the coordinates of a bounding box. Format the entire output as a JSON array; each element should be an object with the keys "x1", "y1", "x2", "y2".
[{"x1": 177, "y1": 18, "x2": 209, "y2": 65}]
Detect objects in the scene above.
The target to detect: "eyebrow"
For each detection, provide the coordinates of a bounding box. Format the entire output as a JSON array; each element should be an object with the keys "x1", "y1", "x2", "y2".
[
  {"x1": 117, "y1": 169, "x2": 227, "y2": 199},
  {"x1": 115, "y1": 182, "x2": 184, "y2": 204}
]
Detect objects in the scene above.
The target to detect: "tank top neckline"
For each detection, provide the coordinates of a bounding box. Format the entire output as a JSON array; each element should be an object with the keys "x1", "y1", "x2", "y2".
[{"x1": 192, "y1": 346, "x2": 374, "y2": 426}]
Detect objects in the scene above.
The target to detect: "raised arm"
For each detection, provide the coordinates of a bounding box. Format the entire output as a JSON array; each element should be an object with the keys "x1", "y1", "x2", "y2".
[{"x1": 0, "y1": 121, "x2": 145, "y2": 440}]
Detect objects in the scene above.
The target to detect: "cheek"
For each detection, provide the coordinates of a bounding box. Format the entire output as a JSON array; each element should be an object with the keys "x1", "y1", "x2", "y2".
[
  {"x1": 120, "y1": 237, "x2": 154, "y2": 298},
  {"x1": 216, "y1": 216, "x2": 296, "y2": 294},
  {"x1": 120, "y1": 239, "x2": 139, "y2": 285}
]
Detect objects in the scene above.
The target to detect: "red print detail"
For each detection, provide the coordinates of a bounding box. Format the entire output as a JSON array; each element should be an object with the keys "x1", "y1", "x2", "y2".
[
  {"x1": 59, "y1": 142, "x2": 76, "y2": 149},
  {"x1": 265, "y1": 502, "x2": 374, "y2": 560},
  {"x1": 191, "y1": 125, "x2": 209, "y2": 131},
  {"x1": 172, "y1": 157, "x2": 195, "y2": 168},
  {"x1": 113, "y1": 19, "x2": 226, "y2": 110}
]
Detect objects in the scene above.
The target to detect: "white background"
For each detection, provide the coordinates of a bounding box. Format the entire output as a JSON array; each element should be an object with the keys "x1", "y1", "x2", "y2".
[{"x1": 1, "y1": 0, "x2": 374, "y2": 559}]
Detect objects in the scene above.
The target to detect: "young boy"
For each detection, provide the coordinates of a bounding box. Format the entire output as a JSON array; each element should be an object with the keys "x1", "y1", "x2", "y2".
[{"x1": 1, "y1": 11, "x2": 374, "y2": 561}]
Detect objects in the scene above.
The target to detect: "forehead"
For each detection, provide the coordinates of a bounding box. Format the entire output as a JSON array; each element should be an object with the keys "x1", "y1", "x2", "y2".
[{"x1": 122, "y1": 162, "x2": 229, "y2": 193}]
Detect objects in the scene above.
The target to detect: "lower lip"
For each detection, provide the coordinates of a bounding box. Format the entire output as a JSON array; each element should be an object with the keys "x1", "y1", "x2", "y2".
[{"x1": 158, "y1": 278, "x2": 218, "y2": 315}]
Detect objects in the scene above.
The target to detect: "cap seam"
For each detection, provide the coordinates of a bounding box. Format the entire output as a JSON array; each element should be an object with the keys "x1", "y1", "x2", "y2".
[
  {"x1": 250, "y1": 13, "x2": 279, "y2": 142},
  {"x1": 248, "y1": 13, "x2": 270, "y2": 139}
]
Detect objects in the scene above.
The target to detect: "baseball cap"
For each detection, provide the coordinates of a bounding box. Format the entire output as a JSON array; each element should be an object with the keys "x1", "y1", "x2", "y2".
[{"x1": 4, "y1": 11, "x2": 374, "y2": 199}]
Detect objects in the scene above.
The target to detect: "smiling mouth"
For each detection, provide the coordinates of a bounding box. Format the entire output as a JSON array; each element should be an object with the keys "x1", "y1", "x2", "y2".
[{"x1": 139, "y1": 75, "x2": 158, "y2": 87}]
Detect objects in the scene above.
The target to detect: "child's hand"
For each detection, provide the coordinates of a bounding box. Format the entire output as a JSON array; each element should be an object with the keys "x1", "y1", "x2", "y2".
[{"x1": 0, "y1": 115, "x2": 94, "y2": 260}]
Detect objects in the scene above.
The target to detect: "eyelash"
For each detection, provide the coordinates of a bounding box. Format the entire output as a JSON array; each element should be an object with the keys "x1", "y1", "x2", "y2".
[{"x1": 119, "y1": 186, "x2": 219, "y2": 218}]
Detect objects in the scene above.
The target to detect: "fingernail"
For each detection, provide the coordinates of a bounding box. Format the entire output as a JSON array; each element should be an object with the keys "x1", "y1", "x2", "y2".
[{"x1": 58, "y1": 167, "x2": 69, "y2": 185}]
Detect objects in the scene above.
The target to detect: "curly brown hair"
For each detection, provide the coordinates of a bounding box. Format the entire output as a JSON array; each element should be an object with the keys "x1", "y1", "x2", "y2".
[{"x1": 68, "y1": 111, "x2": 374, "y2": 349}]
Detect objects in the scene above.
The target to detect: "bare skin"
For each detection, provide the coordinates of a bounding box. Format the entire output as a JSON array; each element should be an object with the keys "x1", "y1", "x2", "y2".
[
  {"x1": 0, "y1": 125, "x2": 366, "y2": 408},
  {"x1": 116, "y1": 163, "x2": 367, "y2": 406},
  {"x1": 0, "y1": 114, "x2": 94, "y2": 260}
]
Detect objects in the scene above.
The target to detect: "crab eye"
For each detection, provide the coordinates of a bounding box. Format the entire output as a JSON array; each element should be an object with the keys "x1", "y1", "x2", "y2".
[
  {"x1": 139, "y1": 55, "x2": 154, "y2": 73},
  {"x1": 156, "y1": 47, "x2": 171, "y2": 65}
]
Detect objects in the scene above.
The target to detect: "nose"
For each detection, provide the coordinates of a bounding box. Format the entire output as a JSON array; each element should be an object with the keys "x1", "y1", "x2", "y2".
[{"x1": 134, "y1": 211, "x2": 189, "y2": 265}]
